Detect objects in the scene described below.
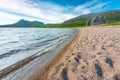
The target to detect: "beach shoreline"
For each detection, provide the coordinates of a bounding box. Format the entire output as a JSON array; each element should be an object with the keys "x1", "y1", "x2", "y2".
[
  {"x1": 28, "y1": 28, "x2": 79, "y2": 80},
  {"x1": 0, "y1": 29, "x2": 77, "y2": 80},
  {"x1": 28, "y1": 27, "x2": 120, "y2": 80}
]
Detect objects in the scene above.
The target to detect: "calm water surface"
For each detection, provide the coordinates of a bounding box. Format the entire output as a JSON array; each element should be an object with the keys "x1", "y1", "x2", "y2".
[{"x1": 0, "y1": 28, "x2": 76, "y2": 70}]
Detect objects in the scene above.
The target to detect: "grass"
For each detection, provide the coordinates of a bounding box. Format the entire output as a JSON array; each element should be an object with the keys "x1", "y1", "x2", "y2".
[
  {"x1": 33, "y1": 21, "x2": 87, "y2": 28},
  {"x1": 33, "y1": 21, "x2": 120, "y2": 28},
  {"x1": 100, "y1": 22, "x2": 120, "y2": 26}
]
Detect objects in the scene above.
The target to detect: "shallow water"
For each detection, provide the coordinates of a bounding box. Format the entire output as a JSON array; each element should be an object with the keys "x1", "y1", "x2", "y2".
[{"x1": 0, "y1": 28, "x2": 76, "y2": 71}]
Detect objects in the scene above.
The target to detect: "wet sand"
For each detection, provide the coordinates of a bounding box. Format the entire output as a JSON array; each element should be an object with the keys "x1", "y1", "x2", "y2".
[{"x1": 28, "y1": 27, "x2": 120, "y2": 80}]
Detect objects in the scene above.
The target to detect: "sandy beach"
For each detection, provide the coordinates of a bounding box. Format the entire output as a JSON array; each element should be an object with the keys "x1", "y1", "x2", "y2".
[{"x1": 28, "y1": 27, "x2": 120, "y2": 80}]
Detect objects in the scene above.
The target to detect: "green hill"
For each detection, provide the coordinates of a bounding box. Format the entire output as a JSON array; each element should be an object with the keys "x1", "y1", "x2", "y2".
[
  {"x1": 1, "y1": 10, "x2": 120, "y2": 28},
  {"x1": 34, "y1": 9, "x2": 120, "y2": 28},
  {"x1": 64, "y1": 9, "x2": 120, "y2": 26}
]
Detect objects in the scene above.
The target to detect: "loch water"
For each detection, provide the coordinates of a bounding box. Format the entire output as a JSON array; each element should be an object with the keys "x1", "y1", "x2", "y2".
[{"x1": 0, "y1": 28, "x2": 76, "y2": 71}]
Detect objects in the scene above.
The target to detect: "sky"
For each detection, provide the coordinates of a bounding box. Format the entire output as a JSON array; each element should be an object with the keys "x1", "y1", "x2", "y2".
[{"x1": 0, "y1": 0, "x2": 120, "y2": 25}]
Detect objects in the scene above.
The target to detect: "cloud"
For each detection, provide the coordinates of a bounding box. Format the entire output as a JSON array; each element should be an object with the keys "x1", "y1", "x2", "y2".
[
  {"x1": 0, "y1": 11, "x2": 41, "y2": 24},
  {"x1": 74, "y1": 0, "x2": 111, "y2": 15},
  {"x1": 0, "y1": 0, "x2": 111, "y2": 24},
  {"x1": 74, "y1": 0, "x2": 97, "y2": 12},
  {"x1": 0, "y1": 0, "x2": 76, "y2": 24}
]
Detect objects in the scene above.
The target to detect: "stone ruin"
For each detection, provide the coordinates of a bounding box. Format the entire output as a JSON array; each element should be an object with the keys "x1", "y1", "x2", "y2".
[{"x1": 87, "y1": 16, "x2": 106, "y2": 26}]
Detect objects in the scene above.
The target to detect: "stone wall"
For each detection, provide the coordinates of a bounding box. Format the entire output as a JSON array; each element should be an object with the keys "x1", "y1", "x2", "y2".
[{"x1": 87, "y1": 16, "x2": 106, "y2": 26}]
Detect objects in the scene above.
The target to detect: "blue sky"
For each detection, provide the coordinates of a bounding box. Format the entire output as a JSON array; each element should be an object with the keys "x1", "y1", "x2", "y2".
[{"x1": 0, "y1": 0, "x2": 120, "y2": 25}]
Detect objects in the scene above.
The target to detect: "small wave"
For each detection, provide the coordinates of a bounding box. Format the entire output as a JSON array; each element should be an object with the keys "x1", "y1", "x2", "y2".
[
  {"x1": 9, "y1": 41, "x2": 18, "y2": 43},
  {"x1": 21, "y1": 47, "x2": 34, "y2": 51},
  {"x1": 34, "y1": 37, "x2": 43, "y2": 40},
  {"x1": 34, "y1": 37, "x2": 59, "y2": 47},
  {"x1": 34, "y1": 42, "x2": 49, "y2": 47},
  {"x1": 41, "y1": 37, "x2": 59, "y2": 43},
  {"x1": 31, "y1": 36, "x2": 44, "y2": 41},
  {"x1": 0, "y1": 49, "x2": 21, "y2": 59},
  {"x1": 0, "y1": 36, "x2": 65, "y2": 59},
  {"x1": 0, "y1": 28, "x2": 76, "y2": 72},
  {"x1": 0, "y1": 41, "x2": 18, "y2": 47}
]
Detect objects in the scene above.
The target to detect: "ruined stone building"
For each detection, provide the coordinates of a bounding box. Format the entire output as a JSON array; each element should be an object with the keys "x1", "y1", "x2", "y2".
[{"x1": 87, "y1": 16, "x2": 106, "y2": 26}]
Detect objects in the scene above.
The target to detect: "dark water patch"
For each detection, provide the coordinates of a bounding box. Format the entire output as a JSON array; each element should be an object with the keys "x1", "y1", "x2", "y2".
[
  {"x1": 34, "y1": 37, "x2": 60, "y2": 47},
  {"x1": 58, "y1": 34, "x2": 68, "y2": 38},
  {"x1": 105, "y1": 57, "x2": 113, "y2": 67},
  {"x1": 34, "y1": 37, "x2": 43, "y2": 40},
  {"x1": 61, "y1": 68, "x2": 68, "y2": 80},
  {"x1": 34, "y1": 42, "x2": 49, "y2": 47},
  {"x1": 42, "y1": 37, "x2": 59, "y2": 43},
  {"x1": 94, "y1": 63, "x2": 103, "y2": 77},
  {"x1": 33, "y1": 35, "x2": 48, "y2": 41},
  {"x1": 22, "y1": 47, "x2": 34, "y2": 51},
  {"x1": 0, "y1": 49, "x2": 21, "y2": 59},
  {"x1": 0, "y1": 35, "x2": 5, "y2": 36},
  {"x1": 9, "y1": 41, "x2": 18, "y2": 43}
]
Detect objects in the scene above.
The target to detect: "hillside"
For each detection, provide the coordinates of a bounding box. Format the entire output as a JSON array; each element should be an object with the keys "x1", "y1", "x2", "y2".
[
  {"x1": 64, "y1": 10, "x2": 120, "y2": 26},
  {"x1": 34, "y1": 9, "x2": 120, "y2": 28},
  {"x1": 0, "y1": 19, "x2": 44, "y2": 27},
  {"x1": 1, "y1": 10, "x2": 120, "y2": 28}
]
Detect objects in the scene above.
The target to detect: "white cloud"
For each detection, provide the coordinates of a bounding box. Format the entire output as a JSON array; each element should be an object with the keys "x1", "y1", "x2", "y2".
[
  {"x1": 82, "y1": 9, "x2": 90, "y2": 14},
  {"x1": 0, "y1": 0, "x2": 76, "y2": 24},
  {"x1": 0, "y1": 11, "x2": 41, "y2": 24},
  {"x1": 74, "y1": 0, "x2": 97, "y2": 12},
  {"x1": 90, "y1": 1, "x2": 111, "y2": 10},
  {"x1": 0, "y1": 0, "x2": 110, "y2": 24},
  {"x1": 74, "y1": 0, "x2": 110, "y2": 15}
]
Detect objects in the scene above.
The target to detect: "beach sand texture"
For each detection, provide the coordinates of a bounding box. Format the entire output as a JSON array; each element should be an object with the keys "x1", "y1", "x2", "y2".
[{"x1": 28, "y1": 27, "x2": 120, "y2": 80}]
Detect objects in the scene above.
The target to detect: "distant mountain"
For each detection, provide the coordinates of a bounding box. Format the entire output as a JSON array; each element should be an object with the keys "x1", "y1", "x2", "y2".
[{"x1": 0, "y1": 19, "x2": 44, "y2": 27}]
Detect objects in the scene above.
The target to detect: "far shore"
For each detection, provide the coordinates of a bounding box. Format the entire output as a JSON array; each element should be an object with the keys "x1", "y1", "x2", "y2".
[{"x1": 28, "y1": 27, "x2": 120, "y2": 80}]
